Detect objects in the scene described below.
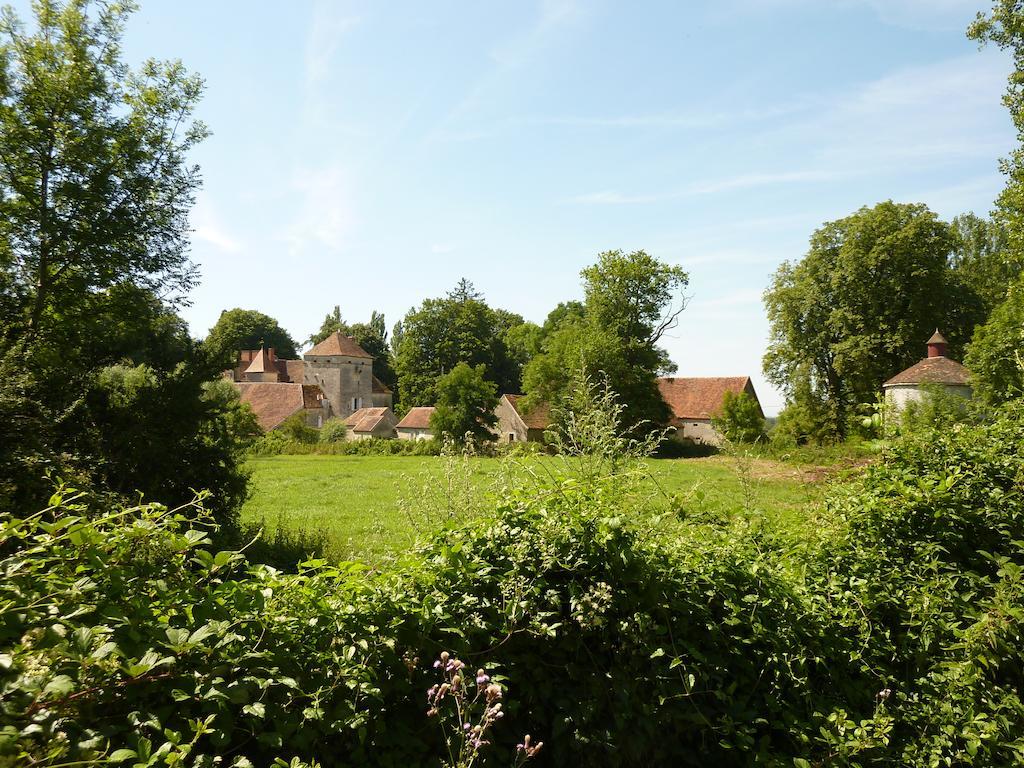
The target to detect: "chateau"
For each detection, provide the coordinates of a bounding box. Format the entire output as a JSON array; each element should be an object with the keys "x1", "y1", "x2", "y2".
[{"x1": 227, "y1": 331, "x2": 393, "y2": 432}]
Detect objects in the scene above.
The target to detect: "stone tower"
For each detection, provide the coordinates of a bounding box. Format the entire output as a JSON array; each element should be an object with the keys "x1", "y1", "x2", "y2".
[{"x1": 303, "y1": 332, "x2": 375, "y2": 419}]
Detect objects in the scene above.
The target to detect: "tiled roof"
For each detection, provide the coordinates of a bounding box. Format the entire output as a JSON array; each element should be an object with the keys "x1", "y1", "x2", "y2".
[
  {"x1": 884, "y1": 356, "x2": 971, "y2": 387},
  {"x1": 396, "y1": 406, "x2": 435, "y2": 430},
  {"x1": 657, "y1": 377, "x2": 762, "y2": 421},
  {"x1": 236, "y1": 382, "x2": 321, "y2": 431},
  {"x1": 306, "y1": 332, "x2": 372, "y2": 359},
  {"x1": 372, "y1": 375, "x2": 392, "y2": 394},
  {"x1": 503, "y1": 394, "x2": 552, "y2": 429},
  {"x1": 927, "y1": 329, "x2": 948, "y2": 345},
  {"x1": 344, "y1": 406, "x2": 392, "y2": 433}
]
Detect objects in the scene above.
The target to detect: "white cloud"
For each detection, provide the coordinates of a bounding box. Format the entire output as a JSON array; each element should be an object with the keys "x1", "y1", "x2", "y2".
[
  {"x1": 190, "y1": 196, "x2": 242, "y2": 253},
  {"x1": 564, "y1": 169, "x2": 842, "y2": 205},
  {"x1": 304, "y1": 3, "x2": 359, "y2": 90},
  {"x1": 431, "y1": 243, "x2": 456, "y2": 254},
  {"x1": 284, "y1": 166, "x2": 355, "y2": 257}
]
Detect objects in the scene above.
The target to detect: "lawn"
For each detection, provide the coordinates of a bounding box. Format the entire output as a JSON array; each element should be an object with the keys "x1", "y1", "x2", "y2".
[{"x1": 241, "y1": 453, "x2": 835, "y2": 564}]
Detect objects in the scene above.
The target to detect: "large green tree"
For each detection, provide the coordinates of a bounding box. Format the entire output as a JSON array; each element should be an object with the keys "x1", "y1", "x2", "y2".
[
  {"x1": 429, "y1": 362, "x2": 499, "y2": 443},
  {"x1": 950, "y1": 213, "x2": 1017, "y2": 316},
  {"x1": 763, "y1": 201, "x2": 958, "y2": 439},
  {"x1": 964, "y1": 274, "x2": 1024, "y2": 404},
  {"x1": 204, "y1": 308, "x2": 298, "y2": 367},
  {"x1": 0, "y1": 2, "x2": 252, "y2": 524},
  {"x1": 524, "y1": 250, "x2": 687, "y2": 432},
  {"x1": 970, "y1": 5, "x2": 1024, "y2": 267},
  {"x1": 395, "y1": 280, "x2": 519, "y2": 406},
  {"x1": 0, "y1": 0, "x2": 207, "y2": 342}
]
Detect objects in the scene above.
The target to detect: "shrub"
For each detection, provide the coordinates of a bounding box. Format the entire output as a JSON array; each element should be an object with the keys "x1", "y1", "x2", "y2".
[
  {"x1": 6, "y1": 403, "x2": 1024, "y2": 766},
  {"x1": 319, "y1": 418, "x2": 348, "y2": 443},
  {"x1": 712, "y1": 390, "x2": 766, "y2": 443},
  {"x1": 278, "y1": 413, "x2": 319, "y2": 444}
]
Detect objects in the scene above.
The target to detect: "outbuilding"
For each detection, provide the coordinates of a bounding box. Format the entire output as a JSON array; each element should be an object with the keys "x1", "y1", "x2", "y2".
[
  {"x1": 396, "y1": 407, "x2": 436, "y2": 440},
  {"x1": 883, "y1": 330, "x2": 972, "y2": 410}
]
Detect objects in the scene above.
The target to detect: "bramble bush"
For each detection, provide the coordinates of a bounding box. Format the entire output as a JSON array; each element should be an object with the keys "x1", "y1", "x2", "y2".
[{"x1": 3, "y1": 399, "x2": 1024, "y2": 765}]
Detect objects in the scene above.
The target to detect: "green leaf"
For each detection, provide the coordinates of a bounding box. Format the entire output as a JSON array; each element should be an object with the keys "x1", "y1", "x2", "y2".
[{"x1": 108, "y1": 749, "x2": 137, "y2": 762}]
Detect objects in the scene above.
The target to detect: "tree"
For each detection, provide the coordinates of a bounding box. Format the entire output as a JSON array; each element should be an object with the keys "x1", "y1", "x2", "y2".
[
  {"x1": 430, "y1": 362, "x2": 498, "y2": 443},
  {"x1": 0, "y1": 0, "x2": 208, "y2": 342},
  {"x1": 964, "y1": 274, "x2": 1024, "y2": 404},
  {"x1": 0, "y1": 2, "x2": 252, "y2": 526},
  {"x1": 523, "y1": 250, "x2": 687, "y2": 432},
  {"x1": 970, "y1": 6, "x2": 1024, "y2": 267},
  {"x1": 763, "y1": 201, "x2": 958, "y2": 439},
  {"x1": 712, "y1": 391, "x2": 766, "y2": 444},
  {"x1": 396, "y1": 280, "x2": 519, "y2": 406},
  {"x1": 204, "y1": 308, "x2": 298, "y2": 368},
  {"x1": 950, "y1": 213, "x2": 1018, "y2": 315}
]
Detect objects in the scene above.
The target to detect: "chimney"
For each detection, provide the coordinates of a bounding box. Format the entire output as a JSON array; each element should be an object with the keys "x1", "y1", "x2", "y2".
[{"x1": 926, "y1": 329, "x2": 948, "y2": 358}]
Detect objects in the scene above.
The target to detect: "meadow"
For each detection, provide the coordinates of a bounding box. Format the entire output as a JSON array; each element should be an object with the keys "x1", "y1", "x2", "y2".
[{"x1": 240, "y1": 452, "x2": 835, "y2": 563}]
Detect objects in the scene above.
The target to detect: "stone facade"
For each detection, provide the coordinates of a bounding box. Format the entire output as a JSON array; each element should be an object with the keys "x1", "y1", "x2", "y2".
[
  {"x1": 229, "y1": 333, "x2": 389, "y2": 431},
  {"x1": 493, "y1": 394, "x2": 550, "y2": 443}
]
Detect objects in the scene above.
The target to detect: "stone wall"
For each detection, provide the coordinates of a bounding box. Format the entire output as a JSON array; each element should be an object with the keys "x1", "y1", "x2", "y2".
[
  {"x1": 493, "y1": 398, "x2": 528, "y2": 443},
  {"x1": 303, "y1": 354, "x2": 374, "y2": 419}
]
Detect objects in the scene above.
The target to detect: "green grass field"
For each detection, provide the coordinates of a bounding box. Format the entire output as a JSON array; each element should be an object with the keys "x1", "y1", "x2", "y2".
[{"x1": 241, "y1": 453, "x2": 834, "y2": 563}]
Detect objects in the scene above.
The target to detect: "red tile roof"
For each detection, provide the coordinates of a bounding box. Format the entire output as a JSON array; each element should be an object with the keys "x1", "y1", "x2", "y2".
[
  {"x1": 343, "y1": 406, "x2": 392, "y2": 433},
  {"x1": 884, "y1": 356, "x2": 971, "y2": 387},
  {"x1": 372, "y1": 375, "x2": 392, "y2": 394},
  {"x1": 396, "y1": 406, "x2": 435, "y2": 430},
  {"x1": 306, "y1": 332, "x2": 372, "y2": 359},
  {"x1": 502, "y1": 394, "x2": 552, "y2": 429},
  {"x1": 236, "y1": 382, "x2": 322, "y2": 431},
  {"x1": 657, "y1": 377, "x2": 762, "y2": 421}
]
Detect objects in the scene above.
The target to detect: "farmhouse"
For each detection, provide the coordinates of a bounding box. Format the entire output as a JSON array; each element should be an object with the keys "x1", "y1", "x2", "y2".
[
  {"x1": 344, "y1": 407, "x2": 399, "y2": 440},
  {"x1": 227, "y1": 332, "x2": 394, "y2": 432},
  {"x1": 883, "y1": 330, "x2": 972, "y2": 410},
  {"x1": 657, "y1": 376, "x2": 764, "y2": 446},
  {"x1": 396, "y1": 407, "x2": 436, "y2": 440},
  {"x1": 493, "y1": 394, "x2": 551, "y2": 443}
]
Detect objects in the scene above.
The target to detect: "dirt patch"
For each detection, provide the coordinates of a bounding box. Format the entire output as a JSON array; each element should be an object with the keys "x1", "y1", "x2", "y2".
[{"x1": 691, "y1": 455, "x2": 875, "y2": 484}]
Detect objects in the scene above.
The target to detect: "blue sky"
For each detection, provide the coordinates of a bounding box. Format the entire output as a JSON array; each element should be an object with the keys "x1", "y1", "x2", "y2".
[{"x1": 32, "y1": 0, "x2": 1022, "y2": 413}]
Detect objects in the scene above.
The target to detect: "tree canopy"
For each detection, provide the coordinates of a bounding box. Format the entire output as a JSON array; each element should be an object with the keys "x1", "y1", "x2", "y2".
[
  {"x1": 524, "y1": 250, "x2": 687, "y2": 432},
  {"x1": 204, "y1": 308, "x2": 298, "y2": 368},
  {"x1": 0, "y1": 0, "x2": 208, "y2": 342},
  {"x1": 0, "y1": 1, "x2": 251, "y2": 525},
  {"x1": 395, "y1": 280, "x2": 520, "y2": 406},
  {"x1": 429, "y1": 362, "x2": 499, "y2": 443},
  {"x1": 763, "y1": 201, "x2": 960, "y2": 439}
]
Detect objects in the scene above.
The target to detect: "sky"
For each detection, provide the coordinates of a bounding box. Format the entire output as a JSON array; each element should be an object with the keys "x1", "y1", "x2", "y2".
[{"x1": 22, "y1": 0, "x2": 1019, "y2": 414}]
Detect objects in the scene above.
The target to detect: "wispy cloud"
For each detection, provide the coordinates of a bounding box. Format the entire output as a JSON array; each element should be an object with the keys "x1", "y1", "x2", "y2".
[
  {"x1": 284, "y1": 166, "x2": 355, "y2": 258},
  {"x1": 190, "y1": 196, "x2": 242, "y2": 253},
  {"x1": 564, "y1": 169, "x2": 842, "y2": 205},
  {"x1": 723, "y1": 0, "x2": 982, "y2": 31},
  {"x1": 564, "y1": 52, "x2": 1012, "y2": 207}
]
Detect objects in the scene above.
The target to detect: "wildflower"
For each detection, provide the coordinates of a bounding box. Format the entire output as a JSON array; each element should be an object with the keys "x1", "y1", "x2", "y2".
[
  {"x1": 516, "y1": 734, "x2": 543, "y2": 759},
  {"x1": 485, "y1": 683, "x2": 502, "y2": 701},
  {"x1": 877, "y1": 687, "x2": 893, "y2": 701},
  {"x1": 476, "y1": 668, "x2": 489, "y2": 685}
]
